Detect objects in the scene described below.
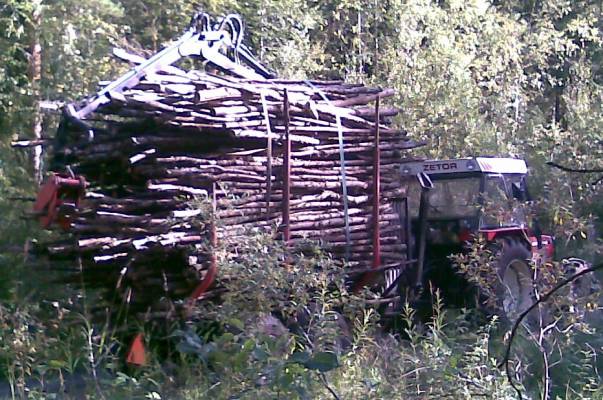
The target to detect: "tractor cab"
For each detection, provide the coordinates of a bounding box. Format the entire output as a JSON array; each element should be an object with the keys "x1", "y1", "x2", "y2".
[
  {"x1": 401, "y1": 157, "x2": 531, "y2": 245},
  {"x1": 399, "y1": 157, "x2": 536, "y2": 309}
]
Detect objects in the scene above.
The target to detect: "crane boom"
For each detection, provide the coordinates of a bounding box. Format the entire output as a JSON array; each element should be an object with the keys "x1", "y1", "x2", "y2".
[{"x1": 72, "y1": 12, "x2": 271, "y2": 120}]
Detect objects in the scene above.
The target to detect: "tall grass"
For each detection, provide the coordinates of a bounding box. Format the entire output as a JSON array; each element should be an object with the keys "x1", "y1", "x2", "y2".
[{"x1": 0, "y1": 230, "x2": 600, "y2": 399}]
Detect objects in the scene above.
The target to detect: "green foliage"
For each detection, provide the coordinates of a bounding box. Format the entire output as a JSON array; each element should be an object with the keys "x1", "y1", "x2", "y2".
[
  {"x1": 0, "y1": 228, "x2": 599, "y2": 399},
  {"x1": 0, "y1": 301, "x2": 89, "y2": 398},
  {"x1": 173, "y1": 228, "x2": 357, "y2": 397},
  {"x1": 164, "y1": 232, "x2": 524, "y2": 399},
  {"x1": 212, "y1": 229, "x2": 347, "y2": 317},
  {"x1": 0, "y1": 0, "x2": 35, "y2": 135},
  {"x1": 452, "y1": 231, "x2": 602, "y2": 398},
  {"x1": 40, "y1": 0, "x2": 126, "y2": 101}
]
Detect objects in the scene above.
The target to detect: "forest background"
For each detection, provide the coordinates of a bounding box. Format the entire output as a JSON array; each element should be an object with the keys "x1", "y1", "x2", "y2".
[{"x1": 0, "y1": 0, "x2": 601, "y2": 399}]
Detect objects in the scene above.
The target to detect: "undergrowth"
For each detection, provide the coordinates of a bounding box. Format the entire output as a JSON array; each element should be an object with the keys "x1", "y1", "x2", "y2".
[{"x1": 0, "y1": 229, "x2": 600, "y2": 399}]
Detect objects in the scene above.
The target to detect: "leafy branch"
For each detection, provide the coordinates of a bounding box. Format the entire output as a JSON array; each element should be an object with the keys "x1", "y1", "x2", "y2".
[
  {"x1": 498, "y1": 262, "x2": 603, "y2": 399},
  {"x1": 546, "y1": 161, "x2": 603, "y2": 185}
]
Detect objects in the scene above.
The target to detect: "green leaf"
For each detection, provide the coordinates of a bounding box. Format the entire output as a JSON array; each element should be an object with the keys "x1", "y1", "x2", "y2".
[
  {"x1": 242, "y1": 338, "x2": 255, "y2": 352},
  {"x1": 289, "y1": 351, "x2": 311, "y2": 364},
  {"x1": 252, "y1": 347, "x2": 269, "y2": 361},
  {"x1": 48, "y1": 359, "x2": 66, "y2": 369},
  {"x1": 228, "y1": 317, "x2": 245, "y2": 331},
  {"x1": 304, "y1": 351, "x2": 339, "y2": 372}
]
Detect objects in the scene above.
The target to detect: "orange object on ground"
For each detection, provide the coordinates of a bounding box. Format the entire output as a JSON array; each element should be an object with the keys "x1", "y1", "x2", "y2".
[{"x1": 126, "y1": 333, "x2": 147, "y2": 366}]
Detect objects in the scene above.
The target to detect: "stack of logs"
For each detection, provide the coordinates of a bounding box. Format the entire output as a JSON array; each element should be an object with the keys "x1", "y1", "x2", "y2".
[{"x1": 25, "y1": 50, "x2": 421, "y2": 322}]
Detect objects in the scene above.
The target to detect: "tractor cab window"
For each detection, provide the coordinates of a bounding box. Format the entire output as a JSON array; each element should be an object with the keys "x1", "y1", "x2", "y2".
[
  {"x1": 407, "y1": 176, "x2": 481, "y2": 219},
  {"x1": 480, "y1": 174, "x2": 527, "y2": 228},
  {"x1": 405, "y1": 176, "x2": 480, "y2": 245},
  {"x1": 483, "y1": 174, "x2": 508, "y2": 203}
]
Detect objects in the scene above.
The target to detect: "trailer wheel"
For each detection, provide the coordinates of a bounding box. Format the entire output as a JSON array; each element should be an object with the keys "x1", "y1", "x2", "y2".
[{"x1": 493, "y1": 238, "x2": 536, "y2": 325}]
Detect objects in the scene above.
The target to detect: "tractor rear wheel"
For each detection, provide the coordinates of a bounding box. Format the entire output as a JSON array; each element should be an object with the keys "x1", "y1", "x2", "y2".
[{"x1": 493, "y1": 238, "x2": 537, "y2": 325}]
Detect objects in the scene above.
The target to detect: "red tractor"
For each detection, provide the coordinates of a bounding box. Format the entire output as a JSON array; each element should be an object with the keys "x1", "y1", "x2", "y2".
[{"x1": 396, "y1": 157, "x2": 559, "y2": 321}]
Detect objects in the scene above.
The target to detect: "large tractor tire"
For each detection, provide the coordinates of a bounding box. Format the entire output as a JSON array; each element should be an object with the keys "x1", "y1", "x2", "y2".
[{"x1": 492, "y1": 237, "x2": 537, "y2": 325}]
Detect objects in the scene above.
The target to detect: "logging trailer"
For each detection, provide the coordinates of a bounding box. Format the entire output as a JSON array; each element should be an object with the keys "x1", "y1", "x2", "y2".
[{"x1": 21, "y1": 11, "x2": 595, "y2": 363}]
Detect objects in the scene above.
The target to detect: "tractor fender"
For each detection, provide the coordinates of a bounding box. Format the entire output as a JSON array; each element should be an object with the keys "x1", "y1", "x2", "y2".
[
  {"x1": 480, "y1": 227, "x2": 530, "y2": 243},
  {"x1": 480, "y1": 228, "x2": 554, "y2": 266}
]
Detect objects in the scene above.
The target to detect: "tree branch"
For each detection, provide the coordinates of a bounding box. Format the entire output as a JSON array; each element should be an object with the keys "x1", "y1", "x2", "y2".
[
  {"x1": 546, "y1": 162, "x2": 603, "y2": 185},
  {"x1": 546, "y1": 162, "x2": 603, "y2": 174},
  {"x1": 319, "y1": 372, "x2": 341, "y2": 400}
]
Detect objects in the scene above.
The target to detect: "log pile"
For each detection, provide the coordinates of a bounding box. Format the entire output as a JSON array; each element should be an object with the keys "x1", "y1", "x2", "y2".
[{"x1": 27, "y1": 49, "x2": 421, "y2": 322}]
